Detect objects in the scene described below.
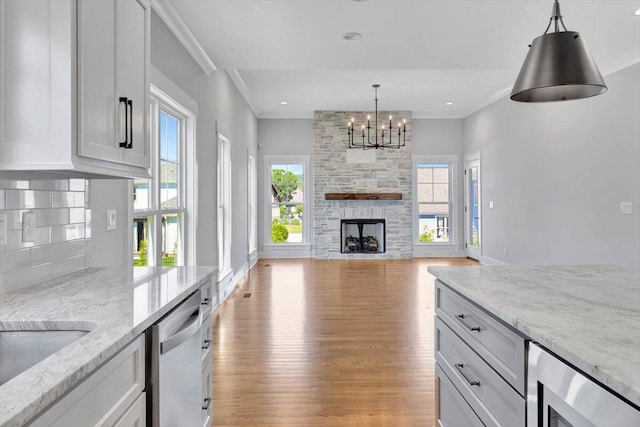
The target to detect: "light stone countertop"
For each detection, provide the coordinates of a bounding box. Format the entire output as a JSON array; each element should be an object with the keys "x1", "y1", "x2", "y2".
[
  {"x1": 0, "y1": 266, "x2": 217, "y2": 427},
  {"x1": 428, "y1": 264, "x2": 640, "y2": 408}
]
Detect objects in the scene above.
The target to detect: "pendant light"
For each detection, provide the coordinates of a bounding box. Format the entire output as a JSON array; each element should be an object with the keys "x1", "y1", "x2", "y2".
[{"x1": 511, "y1": 0, "x2": 607, "y2": 102}]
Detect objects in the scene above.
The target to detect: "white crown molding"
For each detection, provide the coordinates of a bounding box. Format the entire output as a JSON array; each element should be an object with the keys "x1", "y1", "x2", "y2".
[
  {"x1": 151, "y1": 0, "x2": 216, "y2": 75},
  {"x1": 226, "y1": 69, "x2": 258, "y2": 117}
]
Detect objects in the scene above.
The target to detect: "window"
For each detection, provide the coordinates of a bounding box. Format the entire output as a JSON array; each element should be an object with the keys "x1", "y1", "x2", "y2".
[
  {"x1": 264, "y1": 156, "x2": 310, "y2": 245},
  {"x1": 133, "y1": 88, "x2": 193, "y2": 267},
  {"x1": 414, "y1": 156, "x2": 457, "y2": 244}
]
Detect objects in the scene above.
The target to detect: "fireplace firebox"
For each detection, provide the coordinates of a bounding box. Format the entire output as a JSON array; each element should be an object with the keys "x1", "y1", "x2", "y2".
[{"x1": 340, "y1": 219, "x2": 386, "y2": 254}]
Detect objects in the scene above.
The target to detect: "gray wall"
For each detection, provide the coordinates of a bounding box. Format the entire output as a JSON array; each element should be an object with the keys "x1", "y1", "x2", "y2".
[
  {"x1": 150, "y1": 11, "x2": 258, "y2": 271},
  {"x1": 412, "y1": 119, "x2": 464, "y2": 155},
  {"x1": 464, "y1": 64, "x2": 640, "y2": 269}
]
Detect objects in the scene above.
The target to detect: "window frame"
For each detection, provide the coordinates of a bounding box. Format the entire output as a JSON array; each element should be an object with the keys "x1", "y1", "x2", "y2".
[
  {"x1": 413, "y1": 154, "x2": 459, "y2": 247},
  {"x1": 130, "y1": 83, "x2": 196, "y2": 266},
  {"x1": 263, "y1": 155, "x2": 311, "y2": 247}
]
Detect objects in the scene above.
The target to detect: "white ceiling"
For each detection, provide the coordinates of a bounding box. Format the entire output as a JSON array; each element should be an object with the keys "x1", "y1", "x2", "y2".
[{"x1": 167, "y1": 0, "x2": 640, "y2": 119}]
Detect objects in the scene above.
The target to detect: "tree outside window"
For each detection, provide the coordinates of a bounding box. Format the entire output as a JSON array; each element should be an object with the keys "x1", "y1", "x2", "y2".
[{"x1": 271, "y1": 164, "x2": 304, "y2": 243}]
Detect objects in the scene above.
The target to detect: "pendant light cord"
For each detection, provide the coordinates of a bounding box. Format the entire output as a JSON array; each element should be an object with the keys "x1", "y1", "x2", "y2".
[{"x1": 543, "y1": 0, "x2": 568, "y2": 34}]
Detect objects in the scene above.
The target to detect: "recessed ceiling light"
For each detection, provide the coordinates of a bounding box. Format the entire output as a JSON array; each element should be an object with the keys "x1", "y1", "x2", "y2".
[
  {"x1": 280, "y1": 101, "x2": 288, "y2": 105},
  {"x1": 445, "y1": 102, "x2": 454, "y2": 106},
  {"x1": 342, "y1": 32, "x2": 362, "y2": 41},
  {"x1": 635, "y1": 8, "x2": 640, "y2": 15}
]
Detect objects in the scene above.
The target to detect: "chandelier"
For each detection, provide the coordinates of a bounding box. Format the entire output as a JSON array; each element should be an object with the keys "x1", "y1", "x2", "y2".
[{"x1": 347, "y1": 84, "x2": 407, "y2": 150}]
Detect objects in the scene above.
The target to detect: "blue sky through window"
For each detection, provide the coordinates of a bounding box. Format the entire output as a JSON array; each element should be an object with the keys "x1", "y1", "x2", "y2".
[{"x1": 160, "y1": 111, "x2": 179, "y2": 162}]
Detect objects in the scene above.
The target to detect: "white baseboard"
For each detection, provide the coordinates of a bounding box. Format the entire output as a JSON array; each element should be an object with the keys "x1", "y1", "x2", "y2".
[
  {"x1": 248, "y1": 250, "x2": 258, "y2": 269},
  {"x1": 480, "y1": 256, "x2": 509, "y2": 266},
  {"x1": 259, "y1": 244, "x2": 311, "y2": 258},
  {"x1": 218, "y1": 262, "x2": 251, "y2": 303},
  {"x1": 413, "y1": 246, "x2": 465, "y2": 258}
]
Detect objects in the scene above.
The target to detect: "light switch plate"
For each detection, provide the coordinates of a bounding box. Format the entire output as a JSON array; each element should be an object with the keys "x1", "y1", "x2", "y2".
[
  {"x1": 22, "y1": 211, "x2": 35, "y2": 243},
  {"x1": 106, "y1": 209, "x2": 117, "y2": 231},
  {"x1": 620, "y1": 202, "x2": 632, "y2": 215},
  {"x1": 0, "y1": 214, "x2": 7, "y2": 246}
]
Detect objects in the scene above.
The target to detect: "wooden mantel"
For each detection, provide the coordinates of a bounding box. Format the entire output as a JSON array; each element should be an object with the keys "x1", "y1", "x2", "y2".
[{"x1": 324, "y1": 193, "x2": 402, "y2": 201}]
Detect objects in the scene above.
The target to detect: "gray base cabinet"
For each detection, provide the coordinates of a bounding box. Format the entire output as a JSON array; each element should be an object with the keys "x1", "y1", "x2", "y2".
[{"x1": 435, "y1": 280, "x2": 526, "y2": 427}]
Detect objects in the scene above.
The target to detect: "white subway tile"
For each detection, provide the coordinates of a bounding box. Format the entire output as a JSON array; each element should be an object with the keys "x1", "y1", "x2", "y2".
[
  {"x1": 0, "y1": 263, "x2": 52, "y2": 293},
  {"x1": 5, "y1": 190, "x2": 51, "y2": 209},
  {"x1": 69, "y1": 179, "x2": 85, "y2": 192},
  {"x1": 51, "y1": 255, "x2": 86, "y2": 278},
  {"x1": 0, "y1": 190, "x2": 5, "y2": 209},
  {"x1": 51, "y1": 224, "x2": 84, "y2": 243},
  {"x1": 69, "y1": 208, "x2": 85, "y2": 224},
  {"x1": 0, "y1": 248, "x2": 30, "y2": 273}
]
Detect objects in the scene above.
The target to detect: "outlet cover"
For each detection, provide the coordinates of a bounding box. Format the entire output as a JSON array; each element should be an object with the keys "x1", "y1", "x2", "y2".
[
  {"x1": 106, "y1": 209, "x2": 117, "y2": 231},
  {"x1": 621, "y1": 202, "x2": 632, "y2": 215},
  {"x1": 22, "y1": 211, "x2": 35, "y2": 243}
]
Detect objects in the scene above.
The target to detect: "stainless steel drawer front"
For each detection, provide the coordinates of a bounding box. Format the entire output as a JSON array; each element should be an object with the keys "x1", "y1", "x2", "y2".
[
  {"x1": 436, "y1": 317, "x2": 525, "y2": 427},
  {"x1": 437, "y1": 365, "x2": 484, "y2": 427},
  {"x1": 436, "y1": 280, "x2": 526, "y2": 395}
]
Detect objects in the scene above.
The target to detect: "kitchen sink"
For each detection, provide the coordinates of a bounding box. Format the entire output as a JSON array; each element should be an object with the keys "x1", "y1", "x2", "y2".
[{"x1": 0, "y1": 322, "x2": 95, "y2": 386}]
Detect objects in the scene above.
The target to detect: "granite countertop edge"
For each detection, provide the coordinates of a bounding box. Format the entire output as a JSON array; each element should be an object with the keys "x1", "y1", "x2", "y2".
[
  {"x1": 0, "y1": 266, "x2": 217, "y2": 427},
  {"x1": 428, "y1": 265, "x2": 640, "y2": 408}
]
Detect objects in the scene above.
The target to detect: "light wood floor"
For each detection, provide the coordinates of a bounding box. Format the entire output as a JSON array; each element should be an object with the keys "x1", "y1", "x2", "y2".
[{"x1": 211, "y1": 258, "x2": 478, "y2": 426}]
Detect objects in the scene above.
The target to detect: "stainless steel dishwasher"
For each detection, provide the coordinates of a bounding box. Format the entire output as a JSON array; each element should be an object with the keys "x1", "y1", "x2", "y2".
[{"x1": 149, "y1": 289, "x2": 202, "y2": 427}]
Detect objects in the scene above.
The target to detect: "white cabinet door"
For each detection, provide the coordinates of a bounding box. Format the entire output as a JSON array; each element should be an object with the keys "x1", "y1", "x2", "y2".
[
  {"x1": 113, "y1": 392, "x2": 146, "y2": 427},
  {"x1": 76, "y1": 0, "x2": 120, "y2": 164},
  {"x1": 0, "y1": 0, "x2": 74, "y2": 170},
  {"x1": 77, "y1": 0, "x2": 149, "y2": 169},
  {"x1": 117, "y1": 0, "x2": 150, "y2": 169}
]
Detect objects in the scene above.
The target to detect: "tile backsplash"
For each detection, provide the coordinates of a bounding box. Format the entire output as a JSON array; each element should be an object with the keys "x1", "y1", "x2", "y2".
[{"x1": 0, "y1": 172, "x2": 91, "y2": 294}]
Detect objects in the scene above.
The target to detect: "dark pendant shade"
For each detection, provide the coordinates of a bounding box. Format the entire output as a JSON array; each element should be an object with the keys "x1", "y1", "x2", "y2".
[{"x1": 511, "y1": 31, "x2": 607, "y2": 102}]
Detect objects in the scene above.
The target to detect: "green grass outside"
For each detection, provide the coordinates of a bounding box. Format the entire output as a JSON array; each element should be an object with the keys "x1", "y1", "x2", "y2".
[{"x1": 133, "y1": 254, "x2": 177, "y2": 267}]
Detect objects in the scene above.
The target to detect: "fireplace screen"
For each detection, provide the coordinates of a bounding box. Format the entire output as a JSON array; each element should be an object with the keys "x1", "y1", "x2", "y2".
[{"x1": 340, "y1": 219, "x2": 386, "y2": 254}]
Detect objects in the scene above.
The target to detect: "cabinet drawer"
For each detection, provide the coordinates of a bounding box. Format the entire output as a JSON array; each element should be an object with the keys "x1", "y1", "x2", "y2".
[
  {"x1": 31, "y1": 334, "x2": 145, "y2": 427},
  {"x1": 113, "y1": 392, "x2": 146, "y2": 427},
  {"x1": 202, "y1": 359, "x2": 213, "y2": 427},
  {"x1": 200, "y1": 313, "x2": 212, "y2": 366},
  {"x1": 200, "y1": 278, "x2": 216, "y2": 319},
  {"x1": 436, "y1": 317, "x2": 524, "y2": 427},
  {"x1": 436, "y1": 280, "x2": 526, "y2": 395},
  {"x1": 437, "y1": 364, "x2": 483, "y2": 427}
]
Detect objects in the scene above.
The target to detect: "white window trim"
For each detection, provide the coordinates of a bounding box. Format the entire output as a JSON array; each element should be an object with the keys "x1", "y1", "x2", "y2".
[
  {"x1": 128, "y1": 75, "x2": 197, "y2": 266},
  {"x1": 217, "y1": 133, "x2": 232, "y2": 281},
  {"x1": 248, "y1": 153, "x2": 258, "y2": 255},
  {"x1": 412, "y1": 154, "x2": 460, "y2": 253},
  {"x1": 262, "y1": 154, "x2": 312, "y2": 250}
]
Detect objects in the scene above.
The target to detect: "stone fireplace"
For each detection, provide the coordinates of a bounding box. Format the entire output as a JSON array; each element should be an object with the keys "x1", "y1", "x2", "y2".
[{"x1": 313, "y1": 111, "x2": 412, "y2": 259}]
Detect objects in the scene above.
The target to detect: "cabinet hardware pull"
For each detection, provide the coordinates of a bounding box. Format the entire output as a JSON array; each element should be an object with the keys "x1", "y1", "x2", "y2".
[
  {"x1": 201, "y1": 298, "x2": 211, "y2": 306},
  {"x1": 202, "y1": 339, "x2": 212, "y2": 350},
  {"x1": 456, "y1": 313, "x2": 481, "y2": 332},
  {"x1": 126, "y1": 99, "x2": 133, "y2": 149},
  {"x1": 455, "y1": 363, "x2": 481, "y2": 386},
  {"x1": 202, "y1": 397, "x2": 212, "y2": 411},
  {"x1": 118, "y1": 97, "x2": 129, "y2": 148}
]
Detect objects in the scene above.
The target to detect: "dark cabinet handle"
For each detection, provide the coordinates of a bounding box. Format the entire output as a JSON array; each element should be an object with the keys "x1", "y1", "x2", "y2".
[
  {"x1": 202, "y1": 397, "x2": 212, "y2": 411},
  {"x1": 118, "y1": 97, "x2": 128, "y2": 148},
  {"x1": 201, "y1": 298, "x2": 211, "y2": 306},
  {"x1": 455, "y1": 363, "x2": 481, "y2": 386},
  {"x1": 127, "y1": 99, "x2": 133, "y2": 149},
  {"x1": 202, "y1": 339, "x2": 212, "y2": 350},
  {"x1": 456, "y1": 314, "x2": 481, "y2": 332}
]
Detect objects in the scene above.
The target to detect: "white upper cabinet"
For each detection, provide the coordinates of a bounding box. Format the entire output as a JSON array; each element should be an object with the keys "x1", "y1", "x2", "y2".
[{"x1": 0, "y1": 0, "x2": 151, "y2": 178}]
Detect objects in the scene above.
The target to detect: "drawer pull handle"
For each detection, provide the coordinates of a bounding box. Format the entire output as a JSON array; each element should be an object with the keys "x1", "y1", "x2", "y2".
[
  {"x1": 456, "y1": 314, "x2": 481, "y2": 332},
  {"x1": 201, "y1": 298, "x2": 211, "y2": 306},
  {"x1": 455, "y1": 363, "x2": 481, "y2": 386},
  {"x1": 202, "y1": 397, "x2": 212, "y2": 411},
  {"x1": 202, "y1": 339, "x2": 212, "y2": 350}
]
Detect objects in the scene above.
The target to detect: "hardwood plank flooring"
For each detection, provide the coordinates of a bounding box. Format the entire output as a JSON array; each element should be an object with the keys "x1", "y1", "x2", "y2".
[{"x1": 211, "y1": 258, "x2": 478, "y2": 426}]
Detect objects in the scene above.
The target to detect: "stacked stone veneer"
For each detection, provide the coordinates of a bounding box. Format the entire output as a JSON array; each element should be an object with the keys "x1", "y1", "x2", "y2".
[{"x1": 313, "y1": 111, "x2": 412, "y2": 259}]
